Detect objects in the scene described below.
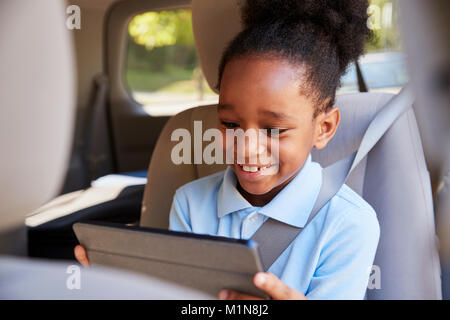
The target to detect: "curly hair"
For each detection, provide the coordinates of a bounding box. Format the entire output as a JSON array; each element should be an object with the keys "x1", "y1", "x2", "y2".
[{"x1": 216, "y1": 0, "x2": 371, "y2": 115}]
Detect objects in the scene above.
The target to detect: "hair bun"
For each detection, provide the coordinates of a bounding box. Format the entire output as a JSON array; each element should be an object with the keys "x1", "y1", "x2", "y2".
[{"x1": 241, "y1": 0, "x2": 370, "y2": 71}]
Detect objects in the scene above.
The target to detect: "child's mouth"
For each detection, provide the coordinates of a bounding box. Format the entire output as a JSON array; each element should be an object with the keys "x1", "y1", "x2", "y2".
[
  {"x1": 239, "y1": 164, "x2": 271, "y2": 172},
  {"x1": 235, "y1": 163, "x2": 279, "y2": 180}
]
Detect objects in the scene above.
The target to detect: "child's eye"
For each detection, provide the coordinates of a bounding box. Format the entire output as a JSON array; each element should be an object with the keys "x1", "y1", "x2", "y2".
[
  {"x1": 265, "y1": 128, "x2": 287, "y2": 136},
  {"x1": 221, "y1": 121, "x2": 239, "y2": 129}
]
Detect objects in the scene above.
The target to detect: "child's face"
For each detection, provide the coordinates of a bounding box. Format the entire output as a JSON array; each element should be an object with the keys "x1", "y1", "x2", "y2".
[{"x1": 218, "y1": 56, "x2": 339, "y2": 201}]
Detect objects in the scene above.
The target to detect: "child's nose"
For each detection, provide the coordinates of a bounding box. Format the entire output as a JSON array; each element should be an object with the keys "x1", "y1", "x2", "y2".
[
  {"x1": 235, "y1": 130, "x2": 269, "y2": 164},
  {"x1": 247, "y1": 137, "x2": 265, "y2": 156}
]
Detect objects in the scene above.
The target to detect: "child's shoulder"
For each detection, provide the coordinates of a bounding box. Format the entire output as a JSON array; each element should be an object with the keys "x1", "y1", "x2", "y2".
[
  {"x1": 335, "y1": 184, "x2": 375, "y2": 214},
  {"x1": 327, "y1": 184, "x2": 379, "y2": 234}
]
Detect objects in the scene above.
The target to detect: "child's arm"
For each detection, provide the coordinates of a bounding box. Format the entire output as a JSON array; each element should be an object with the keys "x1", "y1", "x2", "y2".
[
  {"x1": 305, "y1": 207, "x2": 380, "y2": 299},
  {"x1": 168, "y1": 190, "x2": 193, "y2": 232},
  {"x1": 221, "y1": 207, "x2": 379, "y2": 300}
]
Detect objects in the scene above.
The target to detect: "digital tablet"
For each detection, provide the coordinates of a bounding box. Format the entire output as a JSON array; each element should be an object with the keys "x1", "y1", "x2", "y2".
[{"x1": 73, "y1": 221, "x2": 268, "y2": 298}]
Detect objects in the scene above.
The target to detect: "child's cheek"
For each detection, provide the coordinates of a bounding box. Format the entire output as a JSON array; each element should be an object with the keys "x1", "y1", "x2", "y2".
[{"x1": 277, "y1": 139, "x2": 310, "y2": 175}]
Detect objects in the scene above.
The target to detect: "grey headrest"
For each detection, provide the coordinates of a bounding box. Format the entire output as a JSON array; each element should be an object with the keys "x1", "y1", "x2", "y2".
[
  {"x1": 192, "y1": 0, "x2": 241, "y2": 93},
  {"x1": 0, "y1": 0, "x2": 75, "y2": 254}
]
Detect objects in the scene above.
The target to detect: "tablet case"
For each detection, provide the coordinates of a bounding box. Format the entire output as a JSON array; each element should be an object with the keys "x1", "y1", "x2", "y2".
[{"x1": 73, "y1": 221, "x2": 268, "y2": 298}]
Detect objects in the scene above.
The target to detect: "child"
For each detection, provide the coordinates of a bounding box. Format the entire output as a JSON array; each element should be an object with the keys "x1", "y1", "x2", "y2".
[
  {"x1": 75, "y1": 0, "x2": 379, "y2": 300},
  {"x1": 168, "y1": 0, "x2": 379, "y2": 299}
]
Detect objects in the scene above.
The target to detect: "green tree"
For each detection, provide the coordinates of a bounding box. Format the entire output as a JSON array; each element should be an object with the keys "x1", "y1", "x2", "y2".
[
  {"x1": 366, "y1": 0, "x2": 402, "y2": 52},
  {"x1": 125, "y1": 10, "x2": 199, "y2": 92},
  {"x1": 128, "y1": 10, "x2": 194, "y2": 50}
]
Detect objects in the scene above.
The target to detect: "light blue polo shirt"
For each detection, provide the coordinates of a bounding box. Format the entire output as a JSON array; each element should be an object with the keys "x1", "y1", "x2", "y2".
[{"x1": 169, "y1": 155, "x2": 380, "y2": 299}]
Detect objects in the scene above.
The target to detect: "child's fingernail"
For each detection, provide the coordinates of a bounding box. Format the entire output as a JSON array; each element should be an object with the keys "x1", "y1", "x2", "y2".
[
  {"x1": 255, "y1": 273, "x2": 266, "y2": 286},
  {"x1": 219, "y1": 290, "x2": 229, "y2": 300}
]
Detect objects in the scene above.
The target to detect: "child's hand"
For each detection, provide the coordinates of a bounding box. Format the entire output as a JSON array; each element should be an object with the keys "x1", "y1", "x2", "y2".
[
  {"x1": 74, "y1": 245, "x2": 90, "y2": 267},
  {"x1": 218, "y1": 272, "x2": 306, "y2": 300}
]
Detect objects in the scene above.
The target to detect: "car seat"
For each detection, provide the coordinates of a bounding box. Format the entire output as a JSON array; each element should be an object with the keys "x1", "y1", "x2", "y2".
[{"x1": 139, "y1": 0, "x2": 442, "y2": 299}]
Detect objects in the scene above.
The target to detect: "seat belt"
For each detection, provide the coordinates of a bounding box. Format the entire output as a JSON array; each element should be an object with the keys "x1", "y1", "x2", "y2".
[
  {"x1": 251, "y1": 86, "x2": 415, "y2": 271},
  {"x1": 355, "y1": 61, "x2": 368, "y2": 93},
  {"x1": 83, "y1": 75, "x2": 116, "y2": 181}
]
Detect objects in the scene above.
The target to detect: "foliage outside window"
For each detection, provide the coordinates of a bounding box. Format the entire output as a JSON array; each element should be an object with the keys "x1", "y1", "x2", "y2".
[{"x1": 125, "y1": 9, "x2": 217, "y2": 117}]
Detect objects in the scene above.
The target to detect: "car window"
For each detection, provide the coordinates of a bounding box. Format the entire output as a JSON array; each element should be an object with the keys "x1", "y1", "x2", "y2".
[
  {"x1": 125, "y1": 4, "x2": 407, "y2": 115},
  {"x1": 338, "y1": 0, "x2": 408, "y2": 94},
  {"x1": 125, "y1": 9, "x2": 218, "y2": 117}
]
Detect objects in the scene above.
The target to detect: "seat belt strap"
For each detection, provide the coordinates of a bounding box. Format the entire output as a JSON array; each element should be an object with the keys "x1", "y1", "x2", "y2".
[{"x1": 251, "y1": 87, "x2": 414, "y2": 271}]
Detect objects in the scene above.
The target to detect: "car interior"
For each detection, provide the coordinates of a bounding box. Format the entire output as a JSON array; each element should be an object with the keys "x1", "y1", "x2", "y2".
[{"x1": 1, "y1": 0, "x2": 449, "y2": 300}]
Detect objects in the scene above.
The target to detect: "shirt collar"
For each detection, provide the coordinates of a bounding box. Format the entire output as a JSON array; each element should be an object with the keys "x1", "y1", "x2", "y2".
[
  {"x1": 217, "y1": 154, "x2": 323, "y2": 228},
  {"x1": 217, "y1": 166, "x2": 253, "y2": 218}
]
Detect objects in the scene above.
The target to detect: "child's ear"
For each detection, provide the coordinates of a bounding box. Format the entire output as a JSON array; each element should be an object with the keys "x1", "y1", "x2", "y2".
[{"x1": 313, "y1": 107, "x2": 340, "y2": 150}]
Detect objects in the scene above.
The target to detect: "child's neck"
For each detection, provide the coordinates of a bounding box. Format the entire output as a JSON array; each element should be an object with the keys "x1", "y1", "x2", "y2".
[{"x1": 237, "y1": 173, "x2": 298, "y2": 207}]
